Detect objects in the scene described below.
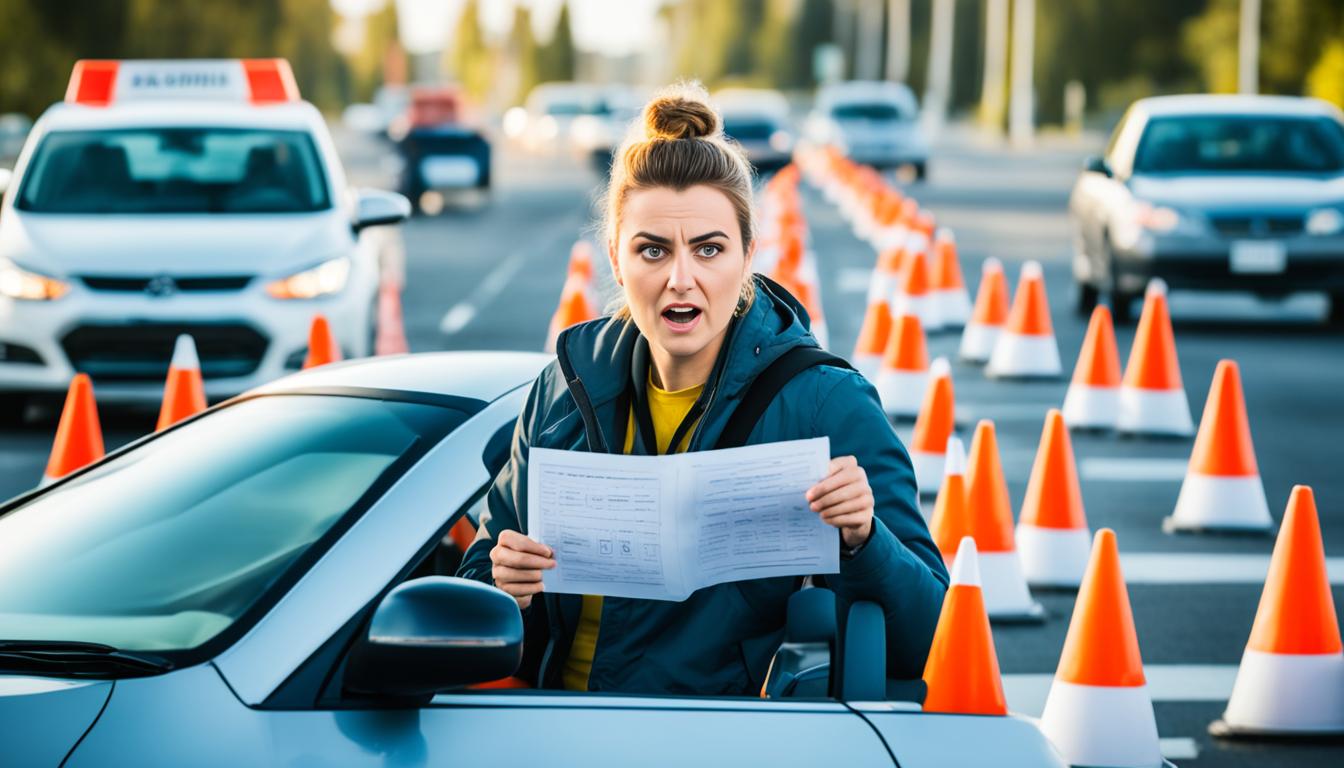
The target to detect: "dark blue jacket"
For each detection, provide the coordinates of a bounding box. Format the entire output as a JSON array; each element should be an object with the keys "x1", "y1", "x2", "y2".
[{"x1": 458, "y1": 275, "x2": 948, "y2": 694}]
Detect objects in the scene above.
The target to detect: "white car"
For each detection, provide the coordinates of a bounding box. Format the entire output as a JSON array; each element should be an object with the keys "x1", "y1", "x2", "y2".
[
  {"x1": 807, "y1": 81, "x2": 929, "y2": 178},
  {"x1": 0, "y1": 351, "x2": 1064, "y2": 768},
  {"x1": 0, "y1": 59, "x2": 410, "y2": 417}
]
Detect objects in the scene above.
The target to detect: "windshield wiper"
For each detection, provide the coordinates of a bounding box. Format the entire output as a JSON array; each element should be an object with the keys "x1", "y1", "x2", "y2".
[{"x1": 0, "y1": 640, "x2": 175, "y2": 678}]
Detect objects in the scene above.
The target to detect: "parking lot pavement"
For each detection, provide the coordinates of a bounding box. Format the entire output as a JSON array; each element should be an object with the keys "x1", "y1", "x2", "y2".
[{"x1": 3, "y1": 131, "x2": 1340, "y2": 765}]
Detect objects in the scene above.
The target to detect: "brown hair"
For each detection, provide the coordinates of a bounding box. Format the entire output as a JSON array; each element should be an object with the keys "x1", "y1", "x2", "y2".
[{"x1": 604, "y1": 82, "x2": 757, "y2": 318}]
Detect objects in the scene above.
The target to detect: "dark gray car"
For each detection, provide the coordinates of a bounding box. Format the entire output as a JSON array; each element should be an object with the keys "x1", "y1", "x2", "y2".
[{"x1": 1069, "y1": 95, "x2": 1344, "y2": 323}]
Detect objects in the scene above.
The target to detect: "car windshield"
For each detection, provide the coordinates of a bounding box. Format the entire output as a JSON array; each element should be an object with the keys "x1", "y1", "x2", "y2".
[
  {"x1": 724, "y1": 118, "x2": 776, "y2": 141},
  {"x1": 831, "y1": 102, "x2": 905, "y2": 121},
  {"x1": 1134, "y1": 114, "x2": 1344, "y2": 174},
  {"x1": 0, "y1": 394, "x2": 463, "y2": 656},
  {"x1": 16, "y1": 127, "x2": 331, "y2": 213}
]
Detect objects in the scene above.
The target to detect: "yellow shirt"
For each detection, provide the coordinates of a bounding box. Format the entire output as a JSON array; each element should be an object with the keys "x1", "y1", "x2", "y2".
[{"x1": 561, "y1": 374, "x2": 703, "y2": 691}]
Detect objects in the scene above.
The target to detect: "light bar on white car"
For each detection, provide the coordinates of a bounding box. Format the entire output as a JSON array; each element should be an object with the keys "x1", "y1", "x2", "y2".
[{"x1": 65, "y1": 59, "x2": 300, "y2": 107}]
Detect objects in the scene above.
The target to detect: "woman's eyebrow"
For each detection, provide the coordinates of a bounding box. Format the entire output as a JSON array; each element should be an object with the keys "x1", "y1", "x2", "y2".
[
  {"x1": 688, "y1": 230, "x2": 729, "y2": 244},
  {"x1": 633, "y1": 231, "x2": 672, "y2": 245}
]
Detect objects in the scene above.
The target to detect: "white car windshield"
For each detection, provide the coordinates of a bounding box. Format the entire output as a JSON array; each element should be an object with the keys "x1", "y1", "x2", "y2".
[
  {"x1": 16, "y1": 127, "x2": 331, "y2": 214},
  {"x1": 1134, "y1": 115, "x2": 1344, "y2": 175},
  {"x1": 0, "y1": 394, "x2": 464, "y2": 657}
]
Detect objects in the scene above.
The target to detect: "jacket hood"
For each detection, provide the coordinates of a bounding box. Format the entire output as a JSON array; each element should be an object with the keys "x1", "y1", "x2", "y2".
[{"x1": 555, "y1": 273, "x2": 818, "y2": 410}]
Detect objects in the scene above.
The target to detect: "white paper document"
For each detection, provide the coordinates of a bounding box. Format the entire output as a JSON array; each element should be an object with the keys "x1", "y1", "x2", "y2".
[{"x1": 527, "y1": 437, "x2": 838, "y2": 601}]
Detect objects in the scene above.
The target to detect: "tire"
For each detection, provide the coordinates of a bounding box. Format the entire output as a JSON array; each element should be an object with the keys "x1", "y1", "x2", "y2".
[
  {"x1": 1329, "y1": 292, "x2": 1344, "y2": 328},
  {"x1": 1075, "y1": 282, "x2": 1099, "y2": 317},
  {"x1": 0, "y1": 392, "x2": 29, "y2": 428},
  {"x1": 1110, "y1": 287, "x2": 1138, "y2": 324},
  {"x1": 913, "y1": 162, "x2": 927, "y2": 181}
]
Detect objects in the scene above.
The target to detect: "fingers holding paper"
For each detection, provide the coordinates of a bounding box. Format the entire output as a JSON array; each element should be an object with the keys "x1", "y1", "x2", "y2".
[
  {"x1": 806, "y1": 455, "x2": 875, "y2": 549},
  {"x1": 491, "y1": 529, "x2": 556, "y2": 609}
]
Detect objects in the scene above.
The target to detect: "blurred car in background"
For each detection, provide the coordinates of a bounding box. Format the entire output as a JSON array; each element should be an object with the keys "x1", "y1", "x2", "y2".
[
  {"x1": 1070, "y1": 94, "x2": 1344, "y2": 324},
  {"x1": 0, "y1": 113, "x2": 31, "y2": 163},
  {"x1": 0, "y1": 352, "x2": 1064, "y2": 768},
  {"x1": 714, "y1": 88, "x2": 794, "y2": 174},
  {"x1": 389, "y1": 84, "x2": 492, "y2": 213},
  {"x1": 0, "y1": 59, "x2": 410, "y2": 420},
  {"x1": 508, "y1": 82, "x2": 628, "y2": 156},
  {"x1": 807, "y1": 81, "x2": 928, "y2": 179}
]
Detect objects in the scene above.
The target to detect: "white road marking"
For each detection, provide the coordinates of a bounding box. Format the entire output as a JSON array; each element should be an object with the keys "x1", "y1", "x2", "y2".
[
  {"x1": 1003, "y1": 664, "x2": 1239, "y2": 719},
  {"x1": 1079, "y1": 457, "x2": 1189, "y2": 481},
  {"x1": 1120, "y1": 552, "x2": 1344, "y2": 585},
  {"x1": 837, "y1": 267, "x2": 873, "y2": 294},
  {"x1": 438, "y1": 251, "x2": 527, "y2": 335}
]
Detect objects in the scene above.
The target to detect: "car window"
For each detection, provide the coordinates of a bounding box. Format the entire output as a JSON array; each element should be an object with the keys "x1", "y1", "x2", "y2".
[
  {"x1": 724, "y1": 119, "x2": 776, "y2": 141},
  {"x1": 0, "y1": 395, "x2": 463, "y2": 657},
  {"x1": 1133, "y1": 115, "x2": 1344, "y2": 174},
  {"x1": 16, "y1": 127, "x2": 331, "y2": 213},
  {"x1": 831, "y1": 102, "x2": 904, "y2": 121}
]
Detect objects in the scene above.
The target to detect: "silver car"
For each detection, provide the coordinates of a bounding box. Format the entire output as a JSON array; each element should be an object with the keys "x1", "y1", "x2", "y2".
[
  {"x1": 1069, "y1": 94, "x2": 1344, "y2": 323},
  {"x1": 807, "y1": 81, "x2": 929, "y2": 178},
  {"x1": 0, "y1": 352, "x2": 1062, "y2": 767}
]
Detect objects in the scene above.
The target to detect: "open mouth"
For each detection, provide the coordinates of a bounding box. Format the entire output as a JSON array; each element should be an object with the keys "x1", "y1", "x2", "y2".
[{"x1": 661, "y1": 305, "x2": 702, "y2": 330}]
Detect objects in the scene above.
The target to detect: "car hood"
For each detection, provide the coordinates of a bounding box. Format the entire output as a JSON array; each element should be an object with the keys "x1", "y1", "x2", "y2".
[
  {"x1": 1130, "y1": 174, "x2": 1344, "y2": 211},
  {"x1": 858, "y1": 708, "x2": 1067, "y2": 767},
  {"x1": 0, "y1": 675, "x2": 112, "y2": 766},
  {"x1": 0, "y1": 212, "x2": 352, "y2": 278},
  {"x1": 836, "y1": 119, "x2": 923, "y2": 145}
]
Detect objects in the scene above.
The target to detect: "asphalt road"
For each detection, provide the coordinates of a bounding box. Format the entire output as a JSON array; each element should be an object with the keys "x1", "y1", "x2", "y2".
[{"x1": 3, "y1": 126, "x2": 1341, "y2": 766}]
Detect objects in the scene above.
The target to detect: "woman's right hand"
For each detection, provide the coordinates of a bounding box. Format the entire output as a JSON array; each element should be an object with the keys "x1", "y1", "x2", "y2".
[{"x1": 490, "y1": 530, "x2": 556, "y2": 610}]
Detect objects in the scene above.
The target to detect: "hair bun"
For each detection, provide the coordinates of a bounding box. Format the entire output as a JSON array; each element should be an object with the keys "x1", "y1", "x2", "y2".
[{"x1": 642, "y1": 84, "x2": 720, "y2": 141}]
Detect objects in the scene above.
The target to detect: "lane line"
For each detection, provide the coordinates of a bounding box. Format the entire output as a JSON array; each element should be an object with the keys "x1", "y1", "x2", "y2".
[
  {"x1": 1003, "y1": 664, "x2": 1238, "y2": 719},
  {"x1": 438, "y1": 250, "x2": 528, "y2": 335},
  {"x1": 1121, "y1": 552, "x2": 1344, "y2": 585},
  {"x1": 1080, "y1": 457, "x2": 1189, "y2": 482}
]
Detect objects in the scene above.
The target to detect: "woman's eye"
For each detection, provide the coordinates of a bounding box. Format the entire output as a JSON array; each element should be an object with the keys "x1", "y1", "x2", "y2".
[
  {"x1": 697, "y1": 244, "x2": 721, "y2": 258},
  {"x1": 640, "y1": 245, "x2": 666, "y2": 260}
]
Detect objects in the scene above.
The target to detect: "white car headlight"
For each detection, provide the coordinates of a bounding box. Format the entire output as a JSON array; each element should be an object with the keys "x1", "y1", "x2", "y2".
[
  {"x1": 265, "y1": 257, "x2": 350, "y2": 300},
  {"x1": 1305, "y1": 207, "x2": 1344, "y2": 236},
  {"x1": 0, "y1": 260, "x2": 70, "y2": 301}
]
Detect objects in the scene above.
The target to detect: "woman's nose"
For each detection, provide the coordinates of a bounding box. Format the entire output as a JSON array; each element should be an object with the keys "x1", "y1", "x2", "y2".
[{"x1": 666, "y1": 249, "x2": 696, "y2": 292}]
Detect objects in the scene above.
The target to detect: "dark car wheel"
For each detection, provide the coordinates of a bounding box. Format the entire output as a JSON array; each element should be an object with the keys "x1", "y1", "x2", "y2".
[
  {"x1": 1075, "y1": 282, "x2": 1099, "y2": 317},
  {"x1": 1110, "y1": 287, "x2": 1138, "y2": 324},
  {"x1": 0, "y1": 392, "x2": 29, "y2": 428}
]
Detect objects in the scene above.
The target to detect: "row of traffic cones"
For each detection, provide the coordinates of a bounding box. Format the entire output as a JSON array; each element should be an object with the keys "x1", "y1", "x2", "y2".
[
  {"x1": 42, "y1": 313, "x2": 354, "y2": 486},
  {"x1": 922, "y1": 488, "x2": 1344, "y2": 766}
]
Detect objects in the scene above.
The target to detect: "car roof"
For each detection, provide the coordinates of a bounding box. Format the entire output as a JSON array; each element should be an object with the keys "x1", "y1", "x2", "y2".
[
  {"x1": 250, "y1": 351, "x2": 553, "y2": 404},
  {"x1": 1132, "y1": 94, "x2": 1343, "y2": 119},
  {"x1": 34, "y1": 101, "x2": 327, "y2": 132}
]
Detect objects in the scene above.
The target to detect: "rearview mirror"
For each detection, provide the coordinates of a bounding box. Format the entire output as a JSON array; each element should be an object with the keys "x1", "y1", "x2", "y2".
[
  {"x1": 345, "y1": 576, "x2": 523, "y2": 700},
  {"x1": 352, "y1": 188, "x2": 411, "y2": 233},
  {"x1": 1083, "y1": 155, "x2": 1113, "y2": 178}
]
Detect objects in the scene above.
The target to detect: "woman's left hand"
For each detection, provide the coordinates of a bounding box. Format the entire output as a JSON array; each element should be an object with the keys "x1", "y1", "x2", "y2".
[{"x1": 806, "y1": 455, "x2": 874, "y2": 549}]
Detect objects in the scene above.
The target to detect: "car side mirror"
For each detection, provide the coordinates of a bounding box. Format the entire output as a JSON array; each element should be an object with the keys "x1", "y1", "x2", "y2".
[
  {"x1": 344, "y1": 576, "x2": 523, "y2": 701},
  {"x1": 0, "y1": 168, "x2": 12, "y2": 197},
  {"x1": 352, "y1": 188, "x2": 411, "y2": 233},
  {"x1": 1084, "y1": 155, "x2": 1113, "y2": 178}
]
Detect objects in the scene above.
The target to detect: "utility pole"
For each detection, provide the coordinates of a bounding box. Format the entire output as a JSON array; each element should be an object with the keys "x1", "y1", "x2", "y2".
[
  {"x1": 923, "y1": 0, "x2": 955, "y2": 132},
  {"x1": 1238, "y1": 0, "x2": 1260, "y2": 94},
  {"x1": 885, "y1": 0, "x2": 910, "y2": 82},
  {"x1": 1009, "y1": 0, "x2": 1035, "y2": 147},
  {"x1": 980, "y1": 0, "x2": 1008, "y2": 132},
  {"x1": 856, "y1": 0, "x2": 885, "y2": 81},
  {"x1": 835, "y1": 0, "x2": 855, "y2": 79}
]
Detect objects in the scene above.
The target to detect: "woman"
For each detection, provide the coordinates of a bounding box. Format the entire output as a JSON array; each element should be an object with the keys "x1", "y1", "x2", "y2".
[{"x1": 458, "y1": 84, "x2": 947, "y2": 695}]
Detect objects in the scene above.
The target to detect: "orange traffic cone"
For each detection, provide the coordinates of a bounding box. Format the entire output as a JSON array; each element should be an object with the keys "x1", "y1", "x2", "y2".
[
  {"x1": 1117, "y1": 279, "x2": 1193, "y2": 436},
  {"x1": 962, "y1": 420, "x2": 1043, "y2": 621},
  {"x1": 892, "y1": 248, "x2": 942, "y2": 332},
  {"x1": 1212, "y1": 486, "x2": 1344, "y2": 736},
  {"x1": 1062, "y1": 305, "x2": 1122, "y2": 430},
  {"x1": 922, "y1": 537, "x2": 1008, "y2": 716},
  {"x1": 374, "y1": 281, "x2": 410, "y2": 356},
  {"x1": 41, "y1": 373, "x2": 104, "y2": 487},
  {"x1": 156, "y1": 335, "x2": 207, "y2": 431},
  {"x1": 931, "y1": 229, "x2": 971, "y2": 328},
  {"x1": 910, "y1": 357, "x2": 956, "y2": 496},
  {"x1": 1039, "y1": 529, "x2": 1162, "y2": 768},
  {"x1": 986, "y1": 261, "x2": 1060, "y2": 378},
  {"x1": 959, "y1": 258, "x2": 1009, "y2": 363},
  {"x1": 544, "y1": 277, "x2": 598, "y2": 354},
  {"x1": 303, "y1": 314, "x2": 343, "y2": 369},
  {"x1": 852, "y1": 297, "x2": 892, "y2": 381},
  {"x1": 1165, "y1": 360, "x2": 1273, "y2": 533},
  {"x1": 1017, "y1": 409, "x2": 1092, "y2": 588},
  {"x1": 929, "y1": 435, "x2": 968, "y2": 533},
  {"x1": 875, "y1": 313, "x2": 929, "y2": 419}
]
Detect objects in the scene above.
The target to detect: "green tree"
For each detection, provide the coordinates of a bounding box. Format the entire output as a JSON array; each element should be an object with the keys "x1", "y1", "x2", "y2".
[{"x1": 534, "y1": 1, "x2": 576, "y2": 84}]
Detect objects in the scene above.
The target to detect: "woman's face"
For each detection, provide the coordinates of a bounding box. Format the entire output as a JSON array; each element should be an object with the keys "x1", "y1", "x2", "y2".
[{"x1": 610, "y1": 185, "x2": 753, "y2": 372}]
